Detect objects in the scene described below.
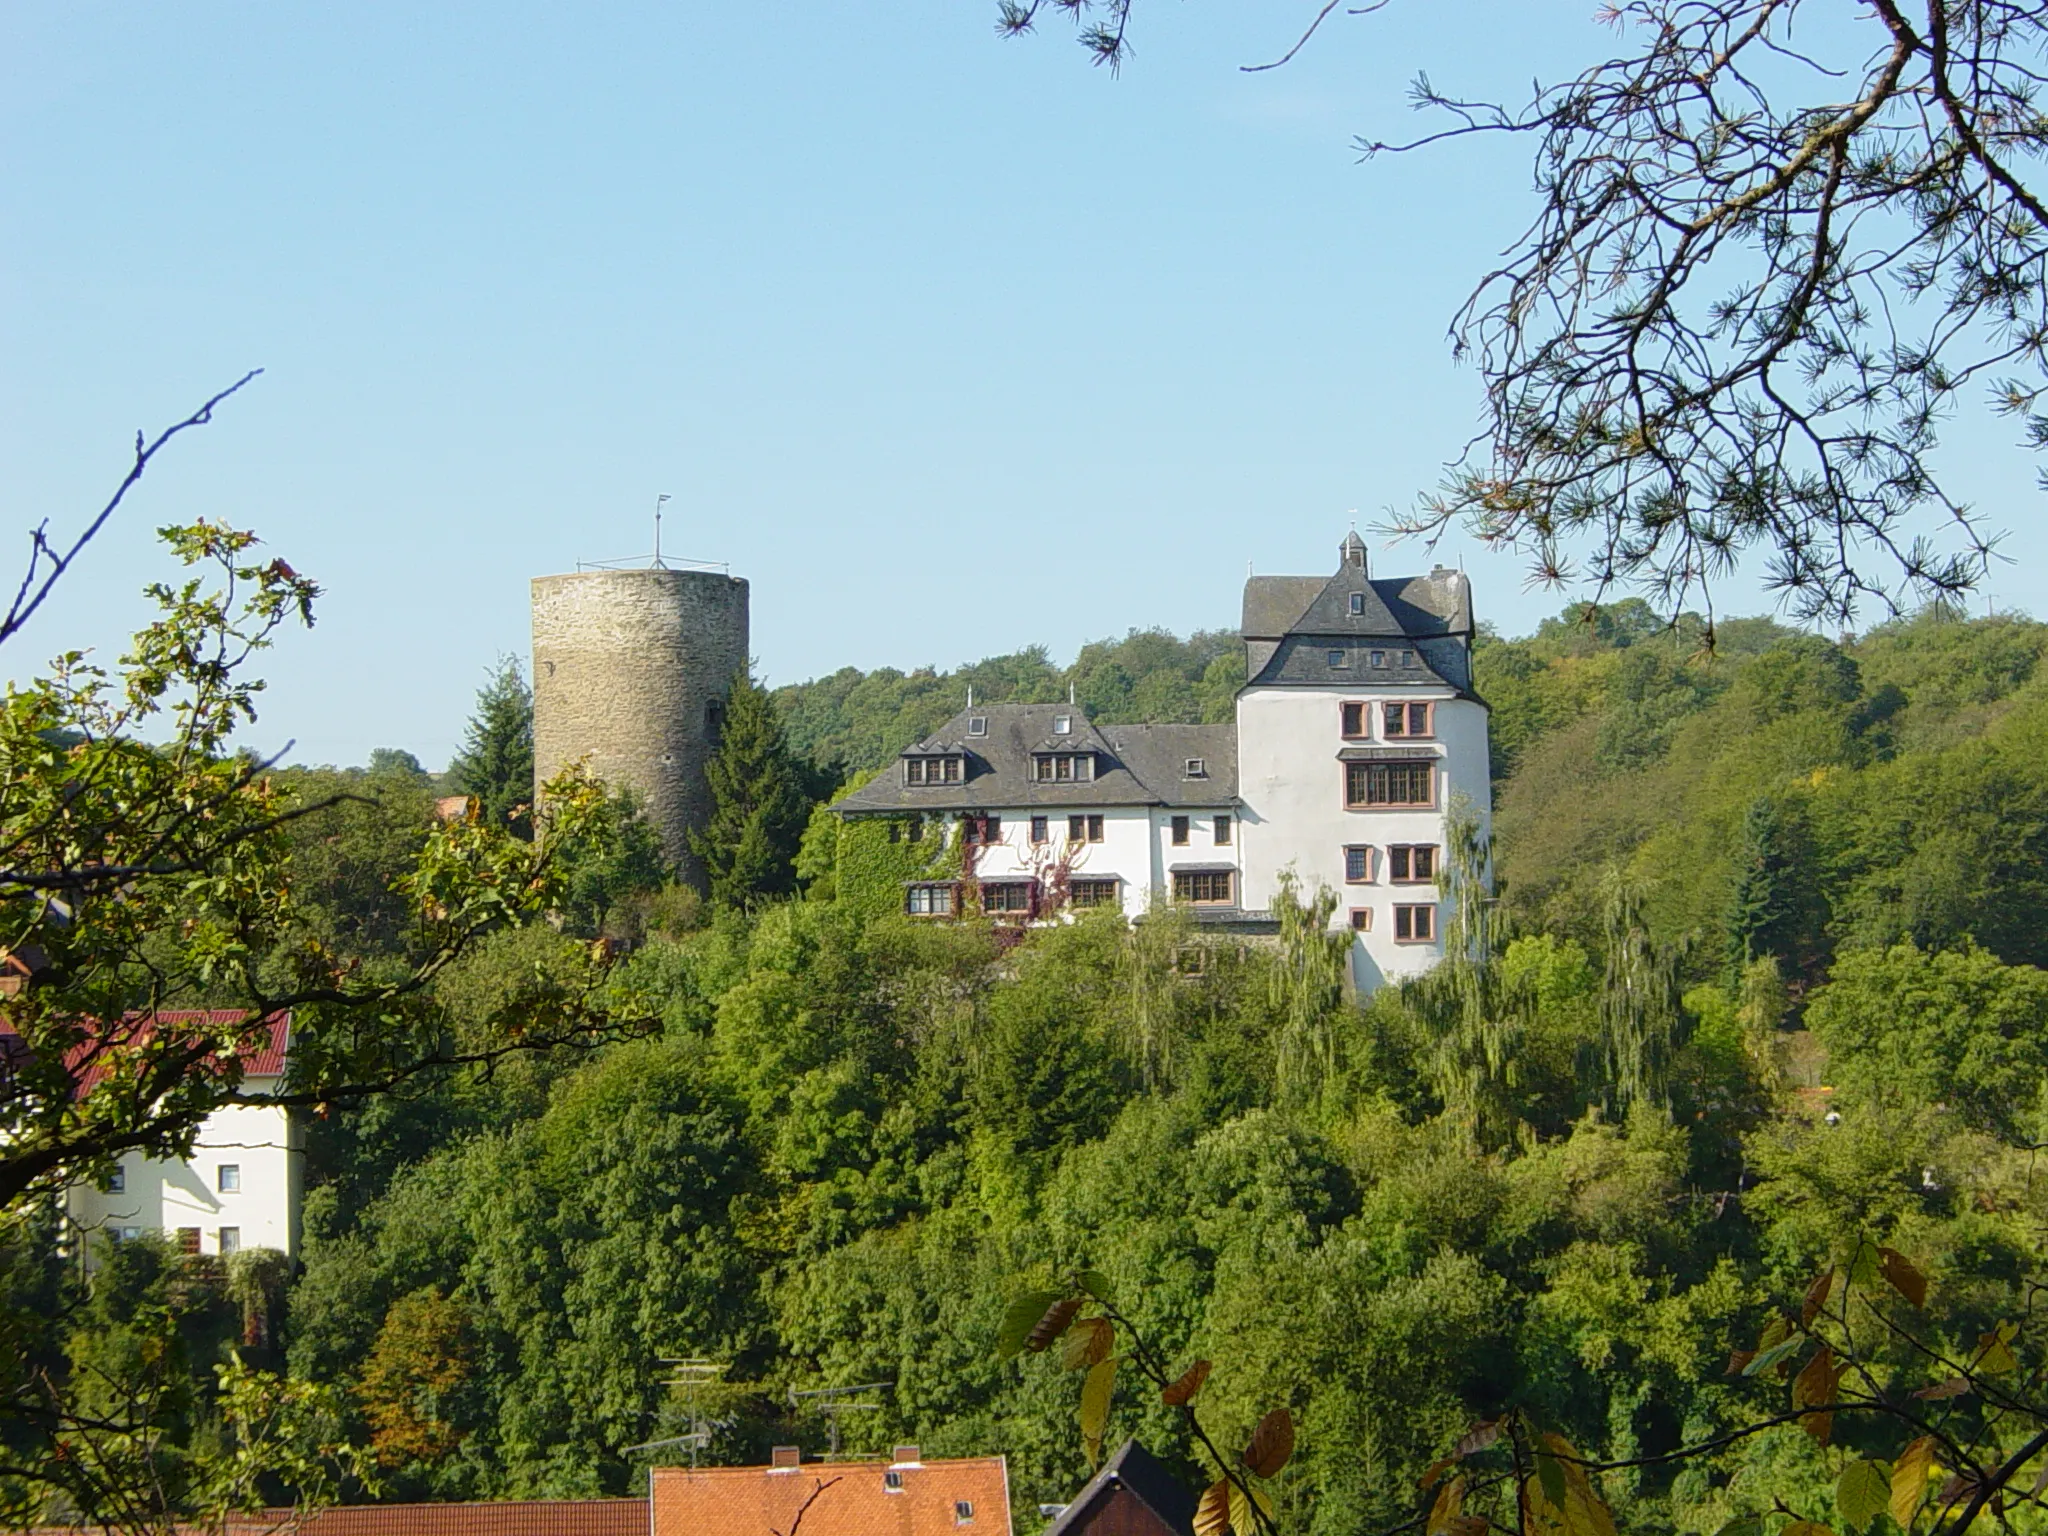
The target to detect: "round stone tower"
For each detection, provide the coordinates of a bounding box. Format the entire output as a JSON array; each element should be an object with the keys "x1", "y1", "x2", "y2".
[{"x1": 530, "y1": 567, "x2": 750, "y2": 876}]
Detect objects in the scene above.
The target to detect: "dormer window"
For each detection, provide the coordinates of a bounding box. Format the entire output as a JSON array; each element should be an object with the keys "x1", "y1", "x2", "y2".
[
  {"x1": 1328, "y1": 649, "x2": 1348, "y2": 668},
  {"x1": 1033, "y1": 752, "x2": 1095, "y2": 783},
  {"x1": 1349, "y1": 592, "x2": 1365, "y2": 615},
  {"x1": 904, "y1": 754, "x2": 964, "y2": 786},
  {"x1": 1400, "y1": 649, "x2": 1416, "y2": 666},
  {"x1": 1053, "y1": 713, "x2": 1071, "y2": 734},
  {"x1": 1185, "y1": 757, "x2": 1207, "y2": 778},
  {"x1": 1370, "y1": 650, "x2": 1387, "y2": 668},
  {"x1": 967, "y1": 716, "x2": 988, "y2": 737}
]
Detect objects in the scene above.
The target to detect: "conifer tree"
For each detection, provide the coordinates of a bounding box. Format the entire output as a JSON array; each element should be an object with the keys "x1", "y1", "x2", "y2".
[
  {"x1": 1725, "y1": 796, "x2": 1793, "y2": 984},
  {"x1": 689, "y1": 668, "x2": 809, "y2": 910},
  {"x1": 451, "y1": 655, "x2": 535, "y2": 840}
]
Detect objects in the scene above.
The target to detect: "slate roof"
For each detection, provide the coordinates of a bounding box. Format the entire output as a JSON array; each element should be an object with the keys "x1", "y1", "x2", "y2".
[
  {"x1": 1043, "y1": 1440, "x2": 1197, "y2": 1536},
  {"x1": 833, "y1": 706, "x2": 1237, "y2": 816},
  {"x1": 1252, "y1": 636, "x2": 1455, "y2": 690},
  {"x1": 651, "y1": 1455, "x2": 1011, "y2": 1536},
  {"x1": 1241, "y1": 554, "x2": 1472, "y2": 641},
  {"x1": 1241, "y1": 538, "x2": 1475, "y2": 691}
]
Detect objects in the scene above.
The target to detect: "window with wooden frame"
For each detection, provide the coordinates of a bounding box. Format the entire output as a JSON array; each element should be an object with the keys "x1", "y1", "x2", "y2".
[
  {"x1": 1393, "y1": 903, "x2": 1436, "y2": 942},
  {"x1": 1213, "y1": 815, "x2": 1232, "y2": 845},
  {"x1": 1340, "y1": 701, "x2": 1369, "y2": 739},
  {"x1": 904, "y1": 754, "x2": 963, "y2": 786},
  {"x1": 1070, "y1": 878, "x2": 1118, "y2": 908},
  {"x1": 1068, "y1": 814, "x2": 1104, "y2": 843},
  {"x1": 1173, "y1": 870, "x2": 1234, "y2": 905},
  {"x1": 981, "y1": 881, "x2": 1033, "y2": 915},
  {"x1": 1349, "y1": 907, "x2": 1372, "y2": 931},
  {"x1": 1171, "y1": 815, "x2": 1190, "y2": 846},
  {"x1": 905, "y1": 883, "x2": 956, "y2": 917},
  {"x1": 177, "y1": 1228, "x2": 201, "y2": 1255},
  {"x1": 1029, "y1": 815, "x2": 1049, "y2": 845},
  {"x1": 1349, "y1": 592, "x2": 1366, "y2": 615},
  {"x1": 1346, "y1": 761, "x2": 1433, "y2": 808},
  {"x1": 1033, "y1": 753, "x2": 1095, "y2": 782},
  {"x1": 1344, "y1": 845, "x2": 1374, "y2": 883},
  {"x1": 1388, "y1": 844, "x2": 1438, "y2": 883},
  {"x1": 963, "y1": 814, "x2": 1002, "y2": 844},
  {"x1": 1383, "y1": 701, "x2": 1434, "y2": 739}
]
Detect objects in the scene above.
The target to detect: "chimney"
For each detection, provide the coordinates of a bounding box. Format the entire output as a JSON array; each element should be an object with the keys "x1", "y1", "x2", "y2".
[
  {"x1": 892, "y1": 1445, "x2": 922, "y2": 1465},
  {"x1": 770, "y1": 1446, "x2": 802, "y2": 1469}
]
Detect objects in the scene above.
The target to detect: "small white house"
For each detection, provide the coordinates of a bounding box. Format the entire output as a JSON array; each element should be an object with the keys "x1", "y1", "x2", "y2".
[
  {"x1": 832, "y1": 532, "x2": 1490, "y2": 993},
  {"x1": 65, "y1": 1011, "x2": 303, "y2": 1260}
]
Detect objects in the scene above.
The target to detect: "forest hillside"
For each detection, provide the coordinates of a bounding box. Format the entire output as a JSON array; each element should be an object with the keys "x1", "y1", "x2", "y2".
[{"x1": 31, "y1": 601, "x2": 2048, "y2": 1536}]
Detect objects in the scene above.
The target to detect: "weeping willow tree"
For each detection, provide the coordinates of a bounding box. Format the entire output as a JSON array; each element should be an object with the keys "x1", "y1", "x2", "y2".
[
  {"x1": 1402, "y1": 797, "x2": 1530, "y2": 1149},
  {"x1": 1597, "y1": 871, "x2": 1692, "y2": 1114},
  {"x1": 1269, "y1": 870, "x2": 1349, "y2": 1107},
  {"x1": 1116, "y1": 900, "x2": 1196, "y2": 1092}
]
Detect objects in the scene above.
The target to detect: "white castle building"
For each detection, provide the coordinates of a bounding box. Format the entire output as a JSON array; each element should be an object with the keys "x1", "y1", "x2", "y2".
[{"x1": 834, "y1": 533, "x2": 1489, "y2": 990}]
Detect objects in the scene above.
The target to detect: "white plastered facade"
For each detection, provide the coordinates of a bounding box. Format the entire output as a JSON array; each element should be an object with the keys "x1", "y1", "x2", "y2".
[
  {"x1": 947, "y1": 803, "x2": 1243, "y2": 921},
  {"x1": 1236, "y1": 686, "x2": 1491, "y2": 991},
  {"x1": 65, "y1": 1087, "x2": 303, "y2": 1259}
]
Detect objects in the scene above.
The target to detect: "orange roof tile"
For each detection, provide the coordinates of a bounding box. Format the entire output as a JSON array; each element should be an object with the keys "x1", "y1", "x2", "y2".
[{"x1": 652, "y1": 1456, "x2": 1010, "y2": 1536}]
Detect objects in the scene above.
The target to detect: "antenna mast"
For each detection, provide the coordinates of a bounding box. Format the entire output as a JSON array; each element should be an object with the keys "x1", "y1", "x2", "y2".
[
  {"x1": 787, "y1": 1381, "x2": 893, "y2": 1458},
  {"x1": 653, "y1": 494, "x2": 672, "y2": 569}
]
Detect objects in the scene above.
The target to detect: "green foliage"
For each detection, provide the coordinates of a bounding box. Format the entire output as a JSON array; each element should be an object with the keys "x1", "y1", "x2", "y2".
[
  {"x1": 450, "y1": 655, "x2": 535, "y2": 839},
  {"x1": 690, "y1": 669, "x2": 815, "y2": 911}
]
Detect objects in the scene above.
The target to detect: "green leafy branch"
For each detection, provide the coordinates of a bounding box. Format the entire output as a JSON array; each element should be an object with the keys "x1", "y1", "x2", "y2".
[{"x1": 998, "y1": 1270, "x2": 1292, "y2": 1536}]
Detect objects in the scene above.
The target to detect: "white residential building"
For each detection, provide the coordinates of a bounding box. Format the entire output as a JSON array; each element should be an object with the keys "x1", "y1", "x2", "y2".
[
  {"x1": 64, "y1": 1011, "x2": 303, "y2": 1260},
  {"x1": 833, "y1": 533, "x2": 1488, "y2": 992}
]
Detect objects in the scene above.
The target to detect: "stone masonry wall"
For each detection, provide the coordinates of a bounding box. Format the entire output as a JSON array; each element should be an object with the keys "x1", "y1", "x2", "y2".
[{"x1": 531, "y1": 569, "x2": 750, "y2": 878}]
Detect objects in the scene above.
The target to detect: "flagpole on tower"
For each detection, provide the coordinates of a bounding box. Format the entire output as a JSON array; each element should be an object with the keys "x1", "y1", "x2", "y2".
[{"x1": 653, "y1": 494, "x2": 672, "y2": 569}]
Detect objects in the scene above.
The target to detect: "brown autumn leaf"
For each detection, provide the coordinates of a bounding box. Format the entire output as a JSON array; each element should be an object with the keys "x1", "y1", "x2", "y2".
[
  {"x1": 1194, "y1": 1480, "x2": 1231, "y2": 1536},
  {"x1": 1025, "y1": 1297, "x2": 1083, "y2": 1354},
  {"x1": 1420, "y1": 1457, "x2": 1456, "y2": 1493},
  {"x1": 1913, "y1": 1377, "x2": 1971, "y2": 1400},
  {"x1": 1725, "y1": 1349, "x2": 1755, "y2": 1376},
  {"x1": 1243, "y1": 1408, "x2": 1295, "y2": 1478},
  {"x1": 1061, "y1": 1317, "x2": 1113, "y2": 1372},
  {"x1": 1880, "y1": 1248, "x2": 1929, "y2": 1308},
  {"x1": 1793, "y1": 1347, "x2": 1840, "y2": 1412},
  {"x1": 1162, "y1": 1359, "x2": 1212, "y2": 1408},
  {"x1": 1803, "y1": 1267, "x2": 1836, "y2": 1326},
  {"x1": 1455, "y1": 1421, "x2": 1502, "y2": 1458},
  {"x1": 1427, "y1": 1475, "x2": 1466, "y2": 1536}
]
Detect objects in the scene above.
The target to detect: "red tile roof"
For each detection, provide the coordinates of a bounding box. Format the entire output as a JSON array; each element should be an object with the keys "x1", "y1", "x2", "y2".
[
  {"x1": 0, "y1": 1010, "x2": 292, "y2": 1095},
  {"x1": 652, "y1": 1457, "x2": 1010, "y2": 1536}
]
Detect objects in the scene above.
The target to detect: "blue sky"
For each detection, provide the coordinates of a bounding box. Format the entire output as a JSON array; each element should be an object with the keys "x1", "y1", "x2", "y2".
[{"x1": 3, "y1": 3, "x2": 2042, "y2": 768}]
